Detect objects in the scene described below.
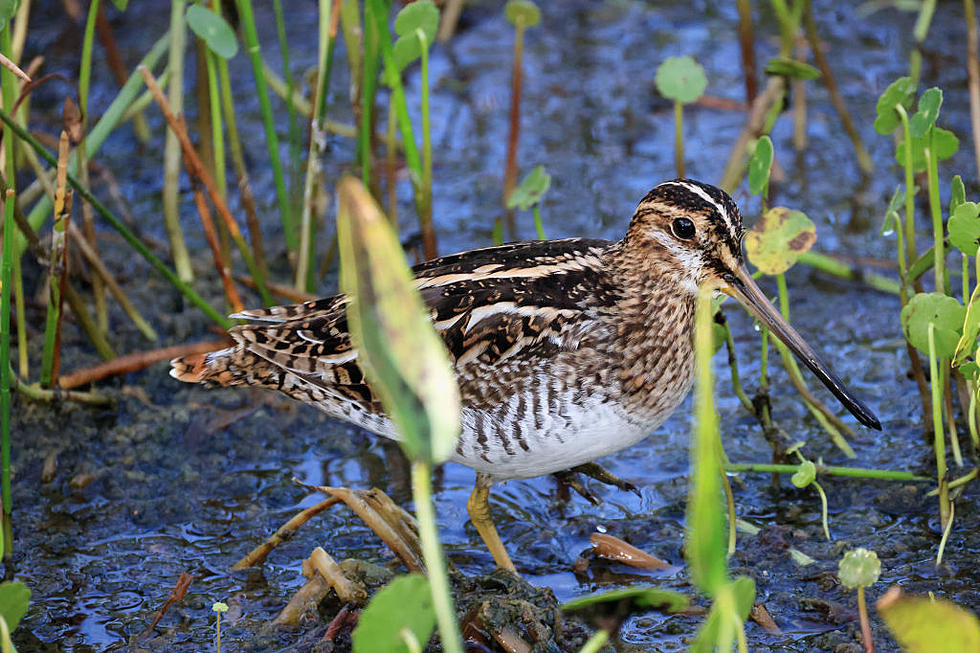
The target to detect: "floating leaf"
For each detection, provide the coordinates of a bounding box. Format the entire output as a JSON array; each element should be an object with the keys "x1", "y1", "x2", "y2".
[
  {"x1": 948, "y1": 202, "x2": 980, "y2": 256},
  {"x1": 874, "y1": 76, "x2": 915, "y2": 135},
  {"x1": 506, "y1": 165, "x2": 551, "y2": 210},
  {"x1": 337, "y1": 177, "x2": 461, "y2": 464},
  {"x1": 392, "y1": 0, "x2": 439, "y2": 72},
  {"x1": 895, "y1": 127, "x2": 959, "y2": 173},
  {"x1": 748, "y1": 136, "x2": 774, "y2": 197},
  {"x1": 877, "y1": 587, "x2": 980, "y2": 653},
  {"x1": 900, "y1": 292, "x2": 965, "y2": 359},
  {"x1": 838, "y1": 548, "x2": 881, "y2": 589},
  {"x1": 655, "y1": 56, "x2": 708, "y2": 105},
  {"x1": 765, "y1": 57, "x2": 820, "y2": 80},
  {"x1": 744, "y1": 207, "x2": 816, "y2": 275},
  {"x1": 791, "y1": 460, "x2": 817, "y2": 488},
  {"x1": 186, "y1": 5, "x2": 238, "y2": 60},
  {"x1": 951, "y1": 175, "x2": 966, "y2": 214},
  {"x1": 352, "y1": 574, "x2": 436, "y2": 653},
  {"x1": 0, "y1": 582, "x2": 30, "y2": 632},
  {"x1": 909, "y1": 87, "x2": 943, "y2": 138},
  {"x1": 505, "y1": 0, "x2": 541, "y2": 27},
  {"x1": 561, "y1": 586, "x2": 688, "y2": 616}
]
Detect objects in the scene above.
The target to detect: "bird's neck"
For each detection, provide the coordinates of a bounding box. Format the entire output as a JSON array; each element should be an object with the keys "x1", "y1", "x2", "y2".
[{"x1": 604, "y1": 239, "x2": 699, "y2": 414}]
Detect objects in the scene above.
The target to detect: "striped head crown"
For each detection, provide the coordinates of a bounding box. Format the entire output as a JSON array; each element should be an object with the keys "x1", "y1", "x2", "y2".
[{"x1": 625, "y1": 178, "x2": 745, "y2": 291}]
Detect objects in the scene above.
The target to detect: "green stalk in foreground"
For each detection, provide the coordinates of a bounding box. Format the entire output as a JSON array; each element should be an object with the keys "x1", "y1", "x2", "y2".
[
  {"x1": 0, "y1": 190, "x2": 12, "y2": 560},
  {"x1": 0, "y1": 108, "x2": 231, "y2": 329},
  {"x1": 235, "y1": 0, "x2": 295, "y2": 253}
]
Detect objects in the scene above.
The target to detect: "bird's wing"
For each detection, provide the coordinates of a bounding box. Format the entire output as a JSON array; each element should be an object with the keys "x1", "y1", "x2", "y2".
[{"x1": 220, "y1": 238, "x2": 618, "y2": 404}]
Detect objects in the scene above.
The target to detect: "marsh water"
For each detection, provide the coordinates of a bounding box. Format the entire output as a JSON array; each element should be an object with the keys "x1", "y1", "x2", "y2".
[{"x1": 12, "y1": 1, "x2": 980, "y2": 651}]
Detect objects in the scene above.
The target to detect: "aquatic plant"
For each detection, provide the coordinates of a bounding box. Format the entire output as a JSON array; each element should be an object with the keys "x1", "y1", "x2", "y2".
[
  {"x1": 838, "y1": 548, "x2": 881, "y2": 653},
  {"x1": 211, "y1": 601, "x2": 228, "y2": 653},
  {"x1": 506, "y1": 165, "x2": 551, "y2": 241},
  {"x1": 654, "y1": 55, "x2": 707, "y2": 179}
]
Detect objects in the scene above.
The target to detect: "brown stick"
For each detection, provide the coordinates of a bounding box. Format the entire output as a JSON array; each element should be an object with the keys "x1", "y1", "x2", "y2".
[
  {"x1": 140, "y1": 572, "x2": 193, "y2": 637},
  {"x1": 57, "y1": 339, "x2": 230, "y2": 390},
  {"x1": 803, "y1": 1, "x2": 872, "y2": 173},
  {"x1": 188, "y1": 167, "x2": 244, "y2": 312},
  {"x1": 736, "y1": 0, "x2": 758, "y2": 104},
  {"x1": 719, "y1": 76, "x2": 786, "y2": 193},
  {"x1": 965, "y1": 0, "x2": 980, "y2": 181},
  {"x1": 231, "y1": 497, "x2": 341, "y2": 570}
]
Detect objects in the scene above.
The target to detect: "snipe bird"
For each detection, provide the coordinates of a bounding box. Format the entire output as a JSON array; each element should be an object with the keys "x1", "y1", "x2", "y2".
[{"x1": 171, "y1": 179, "x2": 880, "y2": 572}]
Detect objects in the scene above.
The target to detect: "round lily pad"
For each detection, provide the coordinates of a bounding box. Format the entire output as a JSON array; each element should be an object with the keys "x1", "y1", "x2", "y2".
[
  {"x1": 744, "y1": 207, "x2": 816, "y2": 275},
  {"x1": 900, "y1": 292, "x2": 965, "y2": 359},
  {"x1": 838, "y1": 548, "x2": 881, "y2": 589},
  {"x1": 655, "y1": 56, "x2": 708, "y2": 105}
]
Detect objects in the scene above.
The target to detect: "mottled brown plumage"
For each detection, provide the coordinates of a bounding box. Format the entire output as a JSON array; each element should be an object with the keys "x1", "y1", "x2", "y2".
[{"x1": 172, "y1": 179, "x2": 879, "y2": 571}]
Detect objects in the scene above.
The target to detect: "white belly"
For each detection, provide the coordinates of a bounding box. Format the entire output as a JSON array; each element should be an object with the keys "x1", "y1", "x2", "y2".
[{"x1": 451, "y1": 389, "x2": 666, "y2": 480}]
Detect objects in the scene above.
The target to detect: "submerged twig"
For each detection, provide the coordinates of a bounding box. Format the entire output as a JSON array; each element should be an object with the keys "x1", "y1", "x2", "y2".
[
  {"x1": 57, "y1": 339, "x2": 230, "y2": 390},
  {"x1": 231, "y1": 497, "x2": 341, "y2": 570}
]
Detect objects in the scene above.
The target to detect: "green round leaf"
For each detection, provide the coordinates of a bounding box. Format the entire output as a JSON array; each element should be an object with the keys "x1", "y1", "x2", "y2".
[
  {"x1": 505, "y1": 0, "x2": 541, "y2": 27},
  {"x1": 352, "y1": 575, "x2": 435, "y2": 653},
  {"x1": 900, "y1": 292, "x2": 965, "y2": 359},
  {"x1": 948, "y1": 202, "x2": 980, "y2": 256},
  {"x1": 744, "y1": 207, "x2": 816, "y2": 275},
  {"x1": 838, "y1": 548, "x2": 881, "y2": 589},
  {"x1": 874, "y1": 76, "x2": 915, "y2": 135},
  {"x1": 765, "y1": 57, "x2": 820, "y2": 80},
  {"x1": 392, "y1": 1, "x2": 439, "y2": 72},
  {"x1": 506, "y1": 165, "x2": 551, "y2": 210},
  {"x1": 655, "y1": 56, "x2": 708, "y2": 104},
  {"x1": 909, "y1": 87, "x2": 943, "y2": 138},
  {"x1": 748, "y1": 136, "x2": 774, "y2": 197},
  {"x1": 186, "y1": 5, "x2": 238, "y2": 60},
  {"x1": 895, "y1": 127, "x2": 959, "y2": 173},
  {"x1": 791, "y1": 459, "x2": 816, "y2": 488}
]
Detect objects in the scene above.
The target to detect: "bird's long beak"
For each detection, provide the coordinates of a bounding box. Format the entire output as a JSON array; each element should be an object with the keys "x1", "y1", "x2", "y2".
[{"x1": 722, "y1": 263, "x2": 881, "y2": 430}]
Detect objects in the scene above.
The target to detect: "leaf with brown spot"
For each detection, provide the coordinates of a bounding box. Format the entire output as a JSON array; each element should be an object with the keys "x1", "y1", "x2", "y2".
[{"x1": 744, "y1": 207, "x2": 816, "y2": 275}]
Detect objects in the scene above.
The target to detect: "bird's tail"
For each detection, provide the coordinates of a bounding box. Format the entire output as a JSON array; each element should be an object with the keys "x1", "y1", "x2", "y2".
[{"x1": 170, "y1": 346, "x2": 244, "y2": 387}]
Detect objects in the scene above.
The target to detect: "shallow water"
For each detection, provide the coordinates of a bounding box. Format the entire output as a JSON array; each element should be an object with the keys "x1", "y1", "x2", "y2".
[{"x1": 11, "y1": 1, "x2": 980, "y2": 651}]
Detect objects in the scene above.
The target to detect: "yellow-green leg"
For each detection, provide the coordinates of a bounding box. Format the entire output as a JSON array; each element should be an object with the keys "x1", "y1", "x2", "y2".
[{"x1": 466, "y1": 473, "x2": 516, "y2": 572}]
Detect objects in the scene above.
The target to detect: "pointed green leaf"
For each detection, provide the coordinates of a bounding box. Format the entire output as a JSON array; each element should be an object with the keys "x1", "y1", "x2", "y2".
[
  {"x1": 110, "y1": 0, "x2": 129, "y2": 10},
  {"x1": 951, "y1": 175, "x2": 966, "y2": 214},
  {"x1": 900, "y1": 292, "x2": 965, "y2": 359},
  {"x1": 744, "y1": 207, "x2": 816, "y2": 275},
  {"x1": 655, "y1": 56, "x2": 708, "y2": 104},
  {"x1": 337, "y1": 177, "x2": 461, "y2": 464},
  {"x1": 954, "y1": 282, "x2": 980, "y2": 366},
  {"x1": 878, "y1": 588, "x2": 980, "y2": 653},
  {"x1": 505, "y1": 0, "x2": 540, "y2": 27},
  {"x1": 561, "y1": 586, "x2": 689, "y2": 615},
  {"x1": 689, "y1": 578, "x2": 755, "y2": 653},
  {"x1": 909, "y1": 87, "x2": 943, "y2": 138},
  {"x1": 506, "y1": 165, "x2": 551, "y2": 210},
  {"x1": 748, "y1": 136, "x2": 774, "y2": 197},
  {"x1": 353, "y1": 575, "x2": 436, "y2": 653},
  {"x1": 0, "y1": 582, "x2": 30, "y2": 632},
  {"x1": 186, "y1": 5, "x2": 238, "y2": 60},
  {"x1": 874, "y1": 76, "x2": 915, "y2": 135},
  {"x1": 765, "y1": 57, "x2": 820, "y2": 80},
  {"x1": 948, "y1": 202, "x2": 980, "y2": 256}
]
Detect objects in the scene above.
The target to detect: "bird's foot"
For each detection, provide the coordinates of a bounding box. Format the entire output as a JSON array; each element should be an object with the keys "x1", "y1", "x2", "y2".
[{"x1": 553, "y1": 462, "x2": 641, "y2": 505}]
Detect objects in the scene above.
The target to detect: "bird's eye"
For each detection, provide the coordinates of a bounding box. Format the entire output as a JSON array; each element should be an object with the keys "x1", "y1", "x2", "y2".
[{"x1": 671, "y1": 217, "x2": 696, "y2": 240}]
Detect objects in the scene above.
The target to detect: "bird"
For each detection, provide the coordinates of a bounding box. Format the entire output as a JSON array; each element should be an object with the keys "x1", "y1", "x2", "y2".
[{"x1": 170, "y1": 178, "x2": 880, "y2": 572}]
